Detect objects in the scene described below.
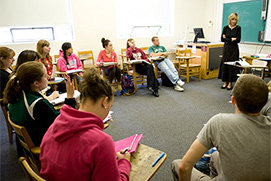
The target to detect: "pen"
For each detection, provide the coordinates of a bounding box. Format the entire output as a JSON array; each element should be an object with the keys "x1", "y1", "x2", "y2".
[
  {"x1": 122, "y1": 148, "x2": 129, "y2": 154},
  {"x1": 152, "y1": 152, "x2": 165, "y2": 167}
]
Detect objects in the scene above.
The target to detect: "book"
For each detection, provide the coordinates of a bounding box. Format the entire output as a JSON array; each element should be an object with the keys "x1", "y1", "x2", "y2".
[
  {"x1": 225, "y1": 60, "x2": 250, "y2": 67},
  {"x1": 129, "y1": 59, "x2": 151, "y2": 65},
  {"x1": 103, "y1": 62, "x2": 117, "y2": 67},
  {"x1": 49, "y1": 90, "x2": 80, "y2": 105},
  {"x1": 115, "y1": 134, "x2": 143, "y2": 154},
  {"x1": 66, "y1": 69, "x2": 83, "y2": 74},
  {"x1": 150, "y1": 56, "x2": 165, "y2": 61}
]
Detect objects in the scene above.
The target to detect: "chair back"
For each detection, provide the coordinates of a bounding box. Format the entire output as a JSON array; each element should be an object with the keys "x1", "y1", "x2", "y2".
[
  {"x1": 139, "y1": 47, "x2": 149, "y2": 58},
  {"x1": 19, "y1": 157, "x2": 46, "y2": 181},
  {"x1": 0, "y1": 99, "x2": 15, "y2": 143},
  {"x1": 78, "y1": 50, "x2": 95, "y2": 70},
  {"x1": 53, "y1": 55, "x2": 60, "y2": 72},
  {"x1": 8, "y1": 114, "x2": 41, "y2": 173}
]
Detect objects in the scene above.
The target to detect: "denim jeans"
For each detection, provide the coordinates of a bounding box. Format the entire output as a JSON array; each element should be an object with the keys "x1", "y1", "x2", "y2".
[{"x1": 157, "y1": 58, "x2": 179, "y2": 85}]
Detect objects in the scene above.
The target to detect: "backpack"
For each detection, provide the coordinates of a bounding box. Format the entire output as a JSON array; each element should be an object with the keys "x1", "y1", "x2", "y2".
[
  {"x1": 121, "y1": 74, "x2": 135, "y2": 96},
  {"x1": 194, "y1": 147, "x2": 217, "y2": 175},
  {"x1": 161, "y1": 72, "x2": 174, "y2": 87}
]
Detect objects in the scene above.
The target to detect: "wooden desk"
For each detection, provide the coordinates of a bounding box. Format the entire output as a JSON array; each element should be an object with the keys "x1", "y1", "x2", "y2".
[
  {"x1": 55, "y1": 71, "x2": 80, "y2": 90},
  {"x1": 130, "y1": 144, "x2": 167, "y2": 181},
  {"x1": 48, "y1": 77, "x2": 64, "y2": 91},
  {"x1": 183, "y1": 43, "x2": 224, "y2": 79}
]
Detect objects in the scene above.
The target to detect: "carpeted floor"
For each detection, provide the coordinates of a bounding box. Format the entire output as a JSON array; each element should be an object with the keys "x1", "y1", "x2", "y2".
[{"x1": 1, "y1": 77, "x2": 236, "y2": 180}]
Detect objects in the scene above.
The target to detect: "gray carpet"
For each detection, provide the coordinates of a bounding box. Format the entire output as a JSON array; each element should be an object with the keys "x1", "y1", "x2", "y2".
[{"x1": 1, "y1": 77, "x2": 236, "y2": 181}]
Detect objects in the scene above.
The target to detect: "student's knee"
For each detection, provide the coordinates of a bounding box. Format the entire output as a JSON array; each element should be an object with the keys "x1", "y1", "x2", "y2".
[{"x1": 171, "y1": 159, "x2": 181, "y2": 180}]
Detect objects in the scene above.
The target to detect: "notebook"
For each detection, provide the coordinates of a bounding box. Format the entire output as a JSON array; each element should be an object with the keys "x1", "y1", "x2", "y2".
[
  {"x1": 129, "y1": 59, "x2": 150, "y2": 65},
  {"x1": 49, "y1": 90, "x2": 80, "y2": 105},
  {"x1": 115, "y1": 134, "x2": 143, "y2": 154},
  {"x1": 66, "y1": 69, "x2": 82, "y2": 74},
  {"x1": 103, "y1": 62, "x2": 117, "y2": 67}
]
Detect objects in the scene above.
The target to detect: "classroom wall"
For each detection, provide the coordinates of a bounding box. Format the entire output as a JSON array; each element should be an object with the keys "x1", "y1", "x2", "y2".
[{"x1": 3, "y1": 0, "x2": 270, "y2": 64}]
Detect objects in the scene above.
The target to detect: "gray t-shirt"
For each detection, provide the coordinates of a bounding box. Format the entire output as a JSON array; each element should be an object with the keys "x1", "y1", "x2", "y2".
[
  {"x1": 197, "y1": 113, "x2": 271, "y2": 180},
  {"x1": 261, "y1": 93, "x2": 271, "y2": 116}
]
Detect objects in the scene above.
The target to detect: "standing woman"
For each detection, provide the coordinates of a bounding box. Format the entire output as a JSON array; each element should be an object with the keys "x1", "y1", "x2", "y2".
[
  {"x1": 96, "y1": 38, "x2": 122, "y2": 91},
  {"x1": 126, "y1": 38, "x2": 159, "y2": 97},
  {"x1": 0, "y1": 47, "x2": 15, "y2": 98},
  {"x1": 40, "y1": 68, "x2": 131, "y2": 180},
  {"x1": 218, "y1": 12, "x2": 241, "y2": 90}
]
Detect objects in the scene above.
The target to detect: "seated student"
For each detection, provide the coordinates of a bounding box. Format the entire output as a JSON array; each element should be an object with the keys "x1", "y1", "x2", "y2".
[
  {"x1": 57, "y1": 42, "x2": 83, "y2": 84},
  {"x1": 40, "y1": 67, "x2": 131, "y2": 180},
  {"x1": 261, "y1": 80, "x2": 271, "y2": 116},
  {"x1": 0, "y1": 47, "x2": 15, "y2": 99},
  {"x1": 96, "y1": 38, "x2": 122, "y2": 91},
  {"x1": 37, "y1": 39, "x2": 66, "y2": 93},
  {"x1": 11, "y1": 50, "x2": 59, "y2": 102},
  {"x1": 148, "y1": 36, "x2": 185, "y2": 92},
  {"x1": 171, "y1": 74, "x2": 271, "y2": 181},
  {"x1": 3, "y1": 61, "x2": 76, "y2": 146},
  {"x1": 126, "y1": 38, "x2": 159, "y2": 97}
]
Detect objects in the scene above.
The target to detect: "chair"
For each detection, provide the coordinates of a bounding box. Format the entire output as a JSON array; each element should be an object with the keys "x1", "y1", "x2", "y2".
[
  {"x1": 139, "y1": 47, "x2": 149, "y2": 58},
  {"x1": 8, "y1": 114, "x2": 41, "y2": 173},
  {"x1": 53, "y1": 55, "x2": 60, "y2": 72},
  {"x1": 78, "y1": 50, "x2": 96, "y2": 70},
  {"x1": 0, "y1": 99, "x2": 15, "y2": 143},
  {"x1": 19, "y1": 157, "x2": 46, "y2": 181},
  {"x1": 127, "y1": 60, "x2": 148, "y2": 92},
  {"x1": 120, "y1": 48, "x2": 130, "y2": 74},
  {"x1": 251, "y1": 59, "x2": 268, "y2": 79},
  {"x1": 177, "y1": 49, "x2": 201, "y2": 83}
]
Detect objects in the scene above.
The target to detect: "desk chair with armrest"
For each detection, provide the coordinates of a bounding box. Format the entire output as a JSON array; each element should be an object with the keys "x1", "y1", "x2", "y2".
[
  {"x1": 177, "y1": 49, "x2": 201, "y2": 83},
  {"x1": 78, "y1": 50, "x2": 96, "y2": 70},
  {"x1": 251, "y1": 59, "x2": 268, "y2": 79},
  {"x1": 19, "y1": 157, "x2": 46, "y2": 181},
  {"x1": 0, "y1": 99, "x2": 15, "y2": 143},
  {"x1": 8, "y1": 114, "x2": 41, "y2": 173}
]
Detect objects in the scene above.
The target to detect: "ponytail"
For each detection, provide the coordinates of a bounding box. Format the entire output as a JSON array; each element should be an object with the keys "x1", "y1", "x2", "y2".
[{"x1": 61, "y1": 42, "x2": 72, "y2": 65}]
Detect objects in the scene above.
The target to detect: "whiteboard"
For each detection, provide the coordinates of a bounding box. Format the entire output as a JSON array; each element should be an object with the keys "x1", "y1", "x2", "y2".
[{"x1": 264, "y1": 1, "x2": 271, "y2": 42}]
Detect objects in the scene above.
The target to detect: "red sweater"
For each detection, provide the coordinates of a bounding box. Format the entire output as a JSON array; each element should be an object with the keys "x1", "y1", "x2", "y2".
[
  {"x1": 126, "y1": 47, "x2": 149, "y2": 62},
  {"x1": 40, "y1": 56, "x2": 53, "y2": 77},
  {"x1": 40, "y1": 105, "x2": 131, "y2": 181},
  {"x1": 96, "y1": 50, "x2": 118, "y2": 68}
]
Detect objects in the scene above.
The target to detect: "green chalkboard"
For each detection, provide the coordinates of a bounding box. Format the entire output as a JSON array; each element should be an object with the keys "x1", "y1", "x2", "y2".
[{"x1": 222, "y1": 0, "x2": 267, "y2": 43}]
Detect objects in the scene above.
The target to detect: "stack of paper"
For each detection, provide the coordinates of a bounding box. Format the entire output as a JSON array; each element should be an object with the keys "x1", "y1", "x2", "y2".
[
  {"x1": 103, "y1": 111, "x2": 113, "y2": 123},
  {"x1": 66, "y1": 69, "x2": 82, "y2": 74},
  {"x1": 129, "y1": 60, "x2": 150, "y2": 65},
  {"x1": 103, "y1": 62, "x2": 117, "y2": 67},
  {"x1": 49, "y1": 90, "x2": 80, "y2": 105},
  {"x1": 115, "y1": 134, "x2": 143, "y2": 154},
  {"x1": 150, "y1": 56, "x2": 165, "y2": 61}
]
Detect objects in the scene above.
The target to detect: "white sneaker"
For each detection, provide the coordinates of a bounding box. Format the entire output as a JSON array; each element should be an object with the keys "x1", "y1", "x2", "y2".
[
  {"x1": 177, "y1": 80, "x2": 185, "y2": 87},
  {"x1": 174, "y1": 85, "x2": 184, "y2": 92}
]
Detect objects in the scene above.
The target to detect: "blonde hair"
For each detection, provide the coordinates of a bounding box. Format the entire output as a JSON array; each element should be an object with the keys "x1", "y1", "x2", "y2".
[
  {"x1": 228, "y1": 12, "x2": 239, "y2": 25},
  {"x1": 36, "y1": 39, "x2": 52, "y2": 67}
]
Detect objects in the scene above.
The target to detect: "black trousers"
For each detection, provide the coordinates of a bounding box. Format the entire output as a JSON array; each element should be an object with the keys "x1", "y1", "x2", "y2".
[
  {"x1": 135, "y1": 63, "x2": 159, "y2": 91},
  {"x1": 105, "y1": 66, "x2": 121, "y2": 83}
]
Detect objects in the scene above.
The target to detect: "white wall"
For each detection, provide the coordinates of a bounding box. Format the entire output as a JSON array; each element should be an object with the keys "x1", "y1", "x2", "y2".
[{"x1": 2, "y1": 0, "x2": 270, "y2": 63}]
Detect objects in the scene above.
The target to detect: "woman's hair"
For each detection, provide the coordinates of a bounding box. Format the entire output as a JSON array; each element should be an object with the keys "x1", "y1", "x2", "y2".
[
  {"x1": 0, "y1": 47, "x2": 15, "y2": 69},
  {"x1": 101, "y1": 38, "x2": 111, "y2": 48},
  {"x1": 61, "y1": 42, "x2": 72, "y2": 65},
  {"x1": 126, "y1": 38, "x2": 134, "y2": 49},
  {"x1": 11, "y1": 50, "x2": 41, "y2": 76},
  {"x1": 36, "y1": 39, "x2": 52, "y2": 67},
  {"x1": 228, "y1": 12, "x2": 239, "y2": 25},
  {"x1": 79, "y1": 67, "x2": 113, "y2": 104},
  {"x1": 3, "y1": 61, "x2": 45, "y2": 104}
]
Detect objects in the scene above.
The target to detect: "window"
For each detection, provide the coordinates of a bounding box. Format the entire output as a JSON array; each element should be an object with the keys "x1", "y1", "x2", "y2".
[
  {"x1": 0, "y1": 0, "x2": 74, "y2": 44},
  {"x1": 115, "y1": 0, "x2": 174, "y2": 38}
]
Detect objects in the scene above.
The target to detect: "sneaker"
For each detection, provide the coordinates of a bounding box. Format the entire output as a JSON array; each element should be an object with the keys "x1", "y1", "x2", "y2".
[
  {"x1": 174, "y1": 85, "x2": 184, "y2": 92},
  {"x1": 177, "y1": 80, "x2": 185, "y2": 87},
  {"x1": 152, "y1": 91, "x2": 159, "y2": 97},
  {"x1": 147, "y1": 87, "x2": 155, "y2": 93}
]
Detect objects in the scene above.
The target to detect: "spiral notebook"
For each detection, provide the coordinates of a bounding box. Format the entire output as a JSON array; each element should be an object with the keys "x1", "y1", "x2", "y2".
[{"x1": 115, "y1": 134, "x2": 143, "y2": 154}]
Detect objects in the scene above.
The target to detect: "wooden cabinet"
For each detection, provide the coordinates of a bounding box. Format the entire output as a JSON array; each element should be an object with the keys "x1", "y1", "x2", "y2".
[{"x1": 183, "y1": 43, "x2": 224, "y2": 79}]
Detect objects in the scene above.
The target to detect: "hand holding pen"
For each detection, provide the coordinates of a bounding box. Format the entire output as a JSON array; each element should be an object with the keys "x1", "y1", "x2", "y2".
[{"x1": 116, "y1": 150, "x2": 131, "y2": 162}]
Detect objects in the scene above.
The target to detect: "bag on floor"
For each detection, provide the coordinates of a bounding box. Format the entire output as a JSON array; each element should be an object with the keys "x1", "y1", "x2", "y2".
[
  {"x1": 194, "y1": 147, "x2": 217, "y2": 175},
  {"x1": 161, "y1": 72, "x2": 174, "y2": 87},
  {"x1": 121, "y1": 74, "x2": 135, "y2": 96}
]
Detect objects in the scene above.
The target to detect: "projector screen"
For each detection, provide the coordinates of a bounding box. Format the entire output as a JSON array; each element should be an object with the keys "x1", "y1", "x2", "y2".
[{"x1": 264, "y1": 1, "x2": 271, "y2": 42}]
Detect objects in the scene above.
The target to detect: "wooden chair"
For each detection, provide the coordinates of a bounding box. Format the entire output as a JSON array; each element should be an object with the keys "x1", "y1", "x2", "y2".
[
  {"x1": 0, "y1": 99, "x2": 15, "y2": 143},
  {"x1": 177, "y1": 49, "x2": 201, "y2": 83},
  {"x1": 19, "y1": 157, "x2": 46, "y2": 181},
  {"x1": 120, "y1": 48, "x2": 130, "y2": 74},
  {"x1": 53, "y1": 55, "x2": 60, "y2": 72},
  {"x1": 251, "y1": 59, "x2": 268, "y2": 79},
  {"x1": 8, "y1": 114, "x2": 41, "y2": 173},
  {"x1": 78, "y1": 50, "x2": 96, "y2": 70},
  {"x1": 127, "y1": 60, "x2": 148, "y2": 92},
  {"x1": 139, "y1": 47, "x2": 149, "y2": 58}
]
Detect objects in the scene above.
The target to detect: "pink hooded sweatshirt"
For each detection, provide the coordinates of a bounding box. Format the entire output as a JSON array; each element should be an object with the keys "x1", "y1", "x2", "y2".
[
  {"x1": 57, "y1": 50, "x2": 83, "y2": 72},
  {"x1": 40, "y1": 105, "x2": 131, "y2": 181}
]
